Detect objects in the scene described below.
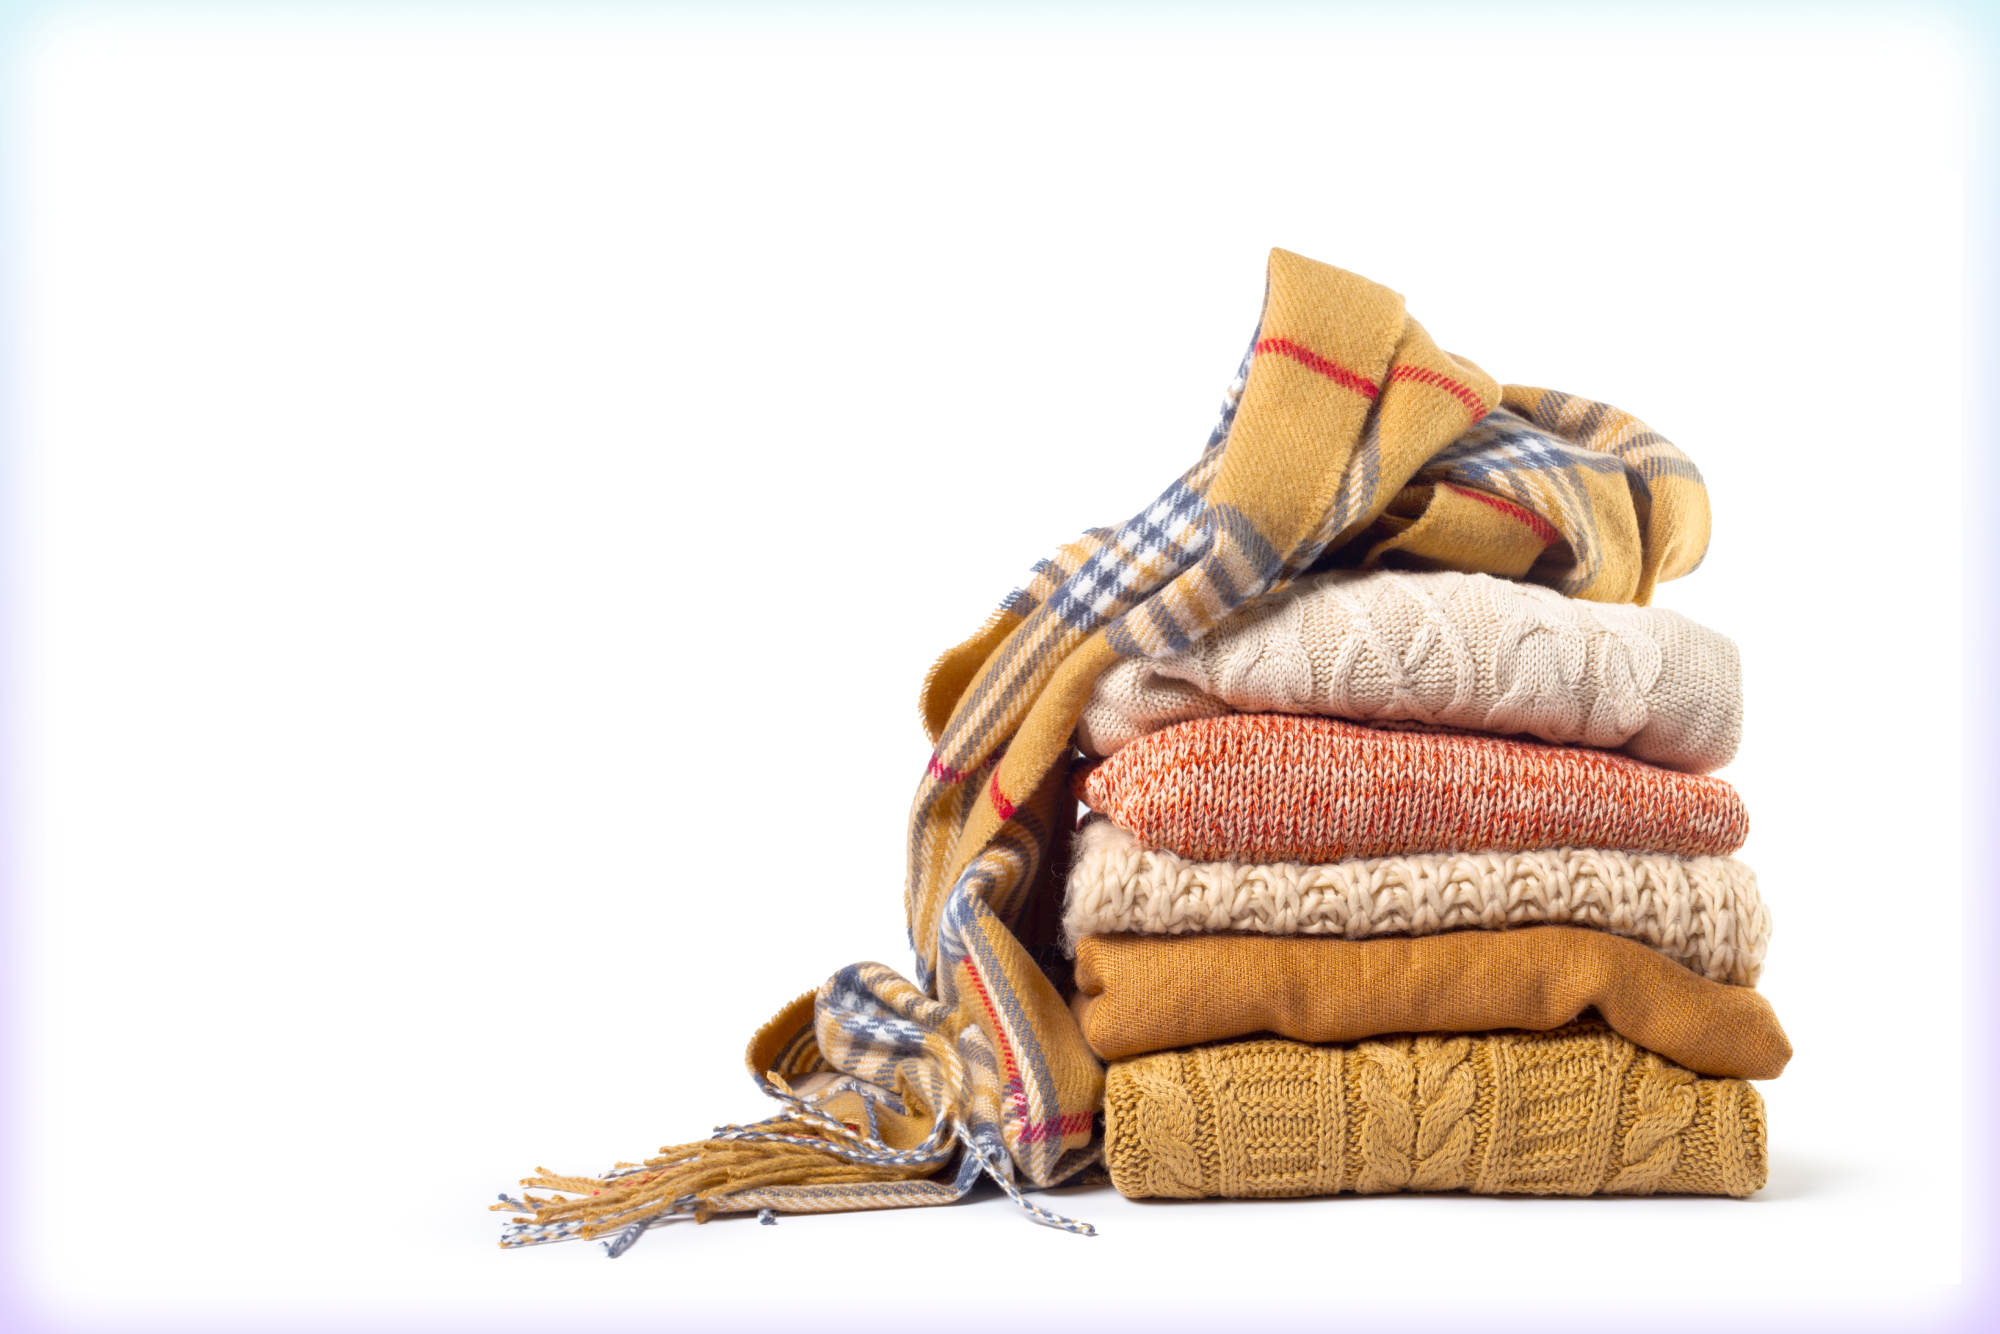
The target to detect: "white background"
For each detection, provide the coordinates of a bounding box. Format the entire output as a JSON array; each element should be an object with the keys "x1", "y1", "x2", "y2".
[{"x1": 9, "y1": 8, "x2": 1977, "y2": 1331}]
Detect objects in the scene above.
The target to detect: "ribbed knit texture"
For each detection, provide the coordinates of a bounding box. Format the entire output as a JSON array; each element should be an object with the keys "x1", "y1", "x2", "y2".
[
  {"x1": 1072, "y1": 926, "x2": 1790, "y2": 1078},
  {"x1": 1062, "y1": 819, "x2": 1770, "y2": 985},
  {"x1": 1104, "y1": 1025, "x2": 1767, "y2": 1200},
  {"x1": 1080, "y1": 713, "x2": 1748, "y2": 862},
  {"x1": 1076, "y1": 567, "x2": 1743, "y2": 773}
]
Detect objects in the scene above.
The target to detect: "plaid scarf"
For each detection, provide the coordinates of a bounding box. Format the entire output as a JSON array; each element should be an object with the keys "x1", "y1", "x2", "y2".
[{"x1": 494, "y1": 249, "x2": 1711, "y2": 1255}]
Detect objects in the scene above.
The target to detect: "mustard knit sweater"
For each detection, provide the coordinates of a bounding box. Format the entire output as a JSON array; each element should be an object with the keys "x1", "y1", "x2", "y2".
[{"x1": 1104, "y1": 1024, "x2": 1766, "y2": 1200}]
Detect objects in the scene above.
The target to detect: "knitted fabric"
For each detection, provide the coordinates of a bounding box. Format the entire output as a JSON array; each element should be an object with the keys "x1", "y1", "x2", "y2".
[
  {"x1": 1080, "y1": 713, "x2": 1747, "y2": 863},
  {"x1": 1062, "y1": 819, "x2": 1770, "y2": 985},
  {"x1": 1075, "y1": 567, "x2": 1742, "y2": 773},
  {"x1": 497, "y1": 250, "x2": 1716, "y2": 1251},
  {"x1": 1072, "y1": 926, "x2": 1790, "y2": 1079},
  {"x1": 1104, "y1": 1026, "x2": 1767, "y2": 1200}
]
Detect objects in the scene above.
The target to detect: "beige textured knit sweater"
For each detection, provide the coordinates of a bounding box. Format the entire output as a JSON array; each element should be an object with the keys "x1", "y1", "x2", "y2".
[
  {"x1": 1062, "y1": 820, "x2": 1770, "y2": 985},
  {"x1": 1076, "y1": 568, "x2": 1743, "y2": 773}
]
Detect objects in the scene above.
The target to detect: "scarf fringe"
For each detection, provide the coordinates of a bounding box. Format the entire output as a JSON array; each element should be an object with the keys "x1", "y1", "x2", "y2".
[
  {"x1": 493, "y1": 1116, "x2": 1101, "y2": 1256},
  {"x1": 492, "y1": 1117, "x2": 939, "y2": 1255}
]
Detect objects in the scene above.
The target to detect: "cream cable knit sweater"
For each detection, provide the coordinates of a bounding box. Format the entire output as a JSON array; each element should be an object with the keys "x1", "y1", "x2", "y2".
[
  {"x1": 1075, "y1": 568, "x2": 1743, "y2": 774},
  {"x1": 1062, "y1": 820, "x2": 1770, "y2": 986}
]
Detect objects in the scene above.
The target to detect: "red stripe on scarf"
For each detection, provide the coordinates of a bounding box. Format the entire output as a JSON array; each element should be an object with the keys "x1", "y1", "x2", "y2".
[
  {"x1": 1016, "y1": 1110, "x2": 1095, "y2": 1145},
  {"x1": 965, "y1": 958, "x2": 1089, "y2": 1150},
  {"x1": 1441, "y1": 481, "x2": 1562, "y2": 545},
  {"x1": 1256, "y1": 336, "x2": 1379, "y2": 399},
  {"x1": 989, "y1": 771, "x2": 1016, "y2": 820},
  {"x1": 1389, "y1": 363, "x2": 1490, "y2": 421},
  {"x1": 927, "y1": 752, "x2": 964, "y2": 783},
  {"x1": 962, "y1": 957, "x2": 1029, "y2": 1119}
]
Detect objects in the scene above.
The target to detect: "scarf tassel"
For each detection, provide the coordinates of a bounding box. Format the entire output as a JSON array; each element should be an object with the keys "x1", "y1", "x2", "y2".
[
  {"x1": 492, "y1": 1119, "x2": 935, "y2": 1255},
  {"x1": 493, "y1": 1116, "x2": 1098, "y2": 1256}
]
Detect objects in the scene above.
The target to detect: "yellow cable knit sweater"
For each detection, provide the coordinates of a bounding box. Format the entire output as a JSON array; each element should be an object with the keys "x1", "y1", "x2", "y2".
[{"x1": 1104, "y1": 1024, "x2": 1766, "y2": 1200}]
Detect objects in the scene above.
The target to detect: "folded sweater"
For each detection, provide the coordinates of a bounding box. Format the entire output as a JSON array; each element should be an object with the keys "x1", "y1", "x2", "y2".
[
  {"x1": 1071, "y1": 926, "x2": 1791, "y2": 1079},
  {"x1": 1062, "y1": 820, "x2": 1770, "y2": 985},
  {"x1": 1104, "y1": 1026, "x2": 1766, "y2": 1200},
  {"x1": 1077, "y1": 568, "x2": 1742, "y2": 774},
  {"x1": 1079, "y1": 713, "x2": 1749, "y2": 862}
]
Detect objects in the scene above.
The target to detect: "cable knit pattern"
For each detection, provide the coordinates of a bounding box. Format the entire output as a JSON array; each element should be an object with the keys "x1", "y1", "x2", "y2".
[
  {"x1": 1606, "y1": 1055, "x2": 1701, "y2": 1194},
  {"x1": 1127, "y1": 1061, "x2": 1206, "y2": 1198},
  {"x1": 1408, "y1": 1037, "x2": 1479, "y2": 1190},
  {"x1": 1355, "y1": 1041, "x2": 1418, "y2": 1192},
  {"x1": 1076, "y1": 568, "x2": 1743, "y2": 774},
  {"x1": 1079, "y1": 713, "x2": 1748, "y2": 862},
  {"x1": 1103, "y1": 1026, "x2": 1767, "y2": 1200},
  {"x1": 1061, "y1": 820, "x2": 1769, "y2": 985},
  {"x1": 1353, "y1": 1037, "x2": 1479, "y2": 1192}
]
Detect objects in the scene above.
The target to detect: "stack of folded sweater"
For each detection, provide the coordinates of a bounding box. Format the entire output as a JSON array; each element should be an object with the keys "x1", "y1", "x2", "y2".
[{"x1": 1061, "y1": 567, "x2": 1787, "y2": 1200}]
